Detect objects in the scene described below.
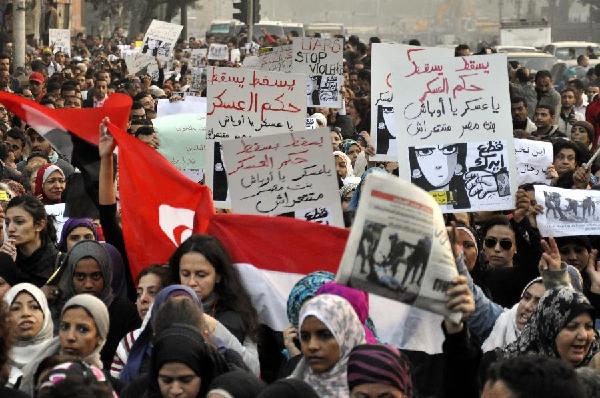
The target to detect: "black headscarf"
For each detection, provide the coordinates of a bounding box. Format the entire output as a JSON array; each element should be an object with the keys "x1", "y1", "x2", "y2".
[
  {"x1": 207, "y1": 370, "x2": 265, "y2": 398},
  {"x1": 147, "y1": 324, "x2": 230, "y2": 398},
  {"x1": 0, "y1": 252, "x2": 18, "y2": 286},
  {"x1": 256, "y1": 379, "x2": 320, "y2": 398}
]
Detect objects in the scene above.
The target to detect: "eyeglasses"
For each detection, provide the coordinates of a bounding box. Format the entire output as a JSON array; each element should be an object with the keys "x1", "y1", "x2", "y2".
[{"x1": 484, "y1": 237, "x2": 513, "y2": 251}]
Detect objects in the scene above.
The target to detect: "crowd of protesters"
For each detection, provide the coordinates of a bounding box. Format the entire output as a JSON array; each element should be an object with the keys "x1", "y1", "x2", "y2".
[{"x1": 0, "y1": 22, "x2": 596, "y2": 398}]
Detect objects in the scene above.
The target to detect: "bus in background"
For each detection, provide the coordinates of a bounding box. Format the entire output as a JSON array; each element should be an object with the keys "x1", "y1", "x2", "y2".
[
  {"x1": 282, "y1": 22, "x2": 305, "y2": 37},
  {"x1": 304, "y1": 22, "x2": 345, "y2": 38},
  {"x1": 207, "y1": 20, "x2": 246, "y2": 42},
  {"x1": 254, "y1": 20, "x2": 285, "y2": 41}
]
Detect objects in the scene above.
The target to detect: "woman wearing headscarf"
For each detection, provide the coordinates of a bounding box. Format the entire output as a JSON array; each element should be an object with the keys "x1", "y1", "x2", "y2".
[
  {"x1": 255, "y1": 379, "x2": 319, "y2": 398},
  {"x1": 34, "y1": 164, "x2": 66, "y2": 205},
  {"x1": 57, "y1": 218, "x2": 98, "y2": 253},
  {"x1": 206, "y1": 370, "x2": 266, "y2": 398},
  {"x1": 341, "y1": 139, "x2": 361, "y2": 168},
  {"x1": 496, "y1": 287, "x2": 600, "y2": 367},
  {"x1": 141, "y1": 325, "x2": 230, "y2": 398},
  {"x1": 347, "y1": 344, "x2": 414, "y2": 398},
  {"x1": 36, "y1": 360, "x2": 117, "y2": 398},
  {"x1": 4, "y1": 283, "x2": 54, "y2": 387},
  {"x1": 55, "y1": 240, "x2": 139, "y2": 369},
  {"x1": 290, "y1": 294, "x2": 366, "y2": 397},
  {"x1": 19, "y1": 294, "x2": 111, "y2": 396},
  {"x1": 334, "y1": 151, "x2": 354, "y2": 181},
  {"x1": 316, "y1": 282, "x2": 379, "y2": 344},
  {"x1": 118, "y1": 285, "x2": 259, "y2": 383}
]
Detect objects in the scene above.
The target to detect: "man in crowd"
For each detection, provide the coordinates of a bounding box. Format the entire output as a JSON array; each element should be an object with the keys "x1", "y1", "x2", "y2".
[{"x1": 535, "y1": 70, "x2": 561, "y2": 123}]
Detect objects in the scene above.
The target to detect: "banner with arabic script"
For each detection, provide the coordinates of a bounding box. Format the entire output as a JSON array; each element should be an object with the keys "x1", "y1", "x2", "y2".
[
  {"x1": 206, "y1": 67, "x2": 306, "y2": 140},
  {"x1": 221, "y1": 128, "x2": 344, "y2": 226},
  {"x1": 393, "y1": 51, "x2": 516, "y2": 213},
  {"x1": 514, "y1": 138, "x2": 552, "y2": 186},
  {"x1": 370, "y1": 44, "x2": 452, "y2": 162}
]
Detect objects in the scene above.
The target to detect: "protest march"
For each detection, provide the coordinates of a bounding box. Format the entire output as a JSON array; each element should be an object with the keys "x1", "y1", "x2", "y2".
[{"x1": 0, "y1": 5, "x2": 599, "y2": 398}]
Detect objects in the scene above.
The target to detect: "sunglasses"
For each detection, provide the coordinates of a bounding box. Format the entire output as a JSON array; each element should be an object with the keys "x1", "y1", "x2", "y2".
[{"x1": 484, "y1": 237, "x2": 513, "y2": 251}]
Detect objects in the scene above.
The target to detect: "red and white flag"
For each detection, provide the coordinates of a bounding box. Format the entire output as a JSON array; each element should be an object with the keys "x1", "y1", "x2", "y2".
[{"x1": 106, "y1": 121, "x2": 214, "y2": 278}]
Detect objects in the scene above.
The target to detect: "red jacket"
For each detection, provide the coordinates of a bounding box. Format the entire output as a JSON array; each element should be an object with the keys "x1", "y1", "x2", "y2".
[{"x1": 586, "y1": 95, "x2": 600, "y2": 150}]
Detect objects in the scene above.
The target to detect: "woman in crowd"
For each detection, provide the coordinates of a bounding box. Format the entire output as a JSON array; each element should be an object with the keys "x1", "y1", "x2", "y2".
[
  {"x1": 19, "y1": 294, "x2": 110, "y2": 396},
  {"x1": 34, "y1": 164, "x2": 66, "y2": 205},
  {"x1": 141, "y1": 325, "x2": 230, "y2": 398},
  {"x1": 56, "y1": 239, "x2": 139, "y2": 369},
  {"x1": 168, "y1": 235, "x2": 259, "y2": 360},
  {"x1": 347, "y1": 344, "x2": 414, "y2": 398},
  {"x1": 571, "y1": 120, "x2": 595, "y2": 150},
  {"x1": 206, "y1": 369, "x2": 265, "y2": 398},
  {"x1": 57, "y1": 218, "x2": 98, "y2": 253},
  {"x1": 341, "y1": 139, "x2": 362, "y2": 169},
  {"x1": 4, "y1": 283, "x2": 54, "y2": 387},
  {"x1": 1, "y1": 195, "x2": 60, "y2": 289},
  {"x1": 36, "y1": 360, "x2": 117, "y2": 398},
  {"x1": 334, "y1": 151, "x2": 354, "y2": 182},
  {"x1": 290, "y1": 294, "x2": 366, "y2": 397},
  {"x1": 0, "y1": 301, "x2": 30, "y2": 397}
]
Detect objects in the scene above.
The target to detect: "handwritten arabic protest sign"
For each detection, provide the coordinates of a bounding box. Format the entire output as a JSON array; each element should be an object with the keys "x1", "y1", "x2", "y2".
[
  {"x1": 49, "y1": 29, "x2": 71, "y2": 56},
  {"x1": 221, "y1": 128, "x2": 344, "y2": 226},
  {"x1": 124, "y1": 51, "x2": 156, "y2": 76},
  {"x1": 142, "y1": 20, "x2": 183, "y2": 61},
  {"x1": 336, "y1": 172, "x2": 461, "y2": 322},
  {"x1": 190, "y1": 67, "x2": 205, "y2": 93},
  {"x1": 157, "y1": 96, "x2": 207, "y2": 118},
  {"x1": 306, "y1": 117, "x2": 318, "y2": 129},
  {"x1": 392, "y1": 50, "x2": 516, "y2": 213},
  {"x1": 535, "y1": 185, "x2": 600, "y2": 237},
  {"x1": 206, "y1": 67, "x2": 306, "y2": 140},
  {"x1": 208, "y1": 43, "x2": 229, "y2": 61},
  {"x1": 514, "y1": 139, "x2": 552, "y2": 186},
  {"x1": 258, "y1": 45, "x2": 293, "y2": 72},
  {"x1": 154, "y1": 114, "x2": 207, "y2": 182},
  {"x1": 371, "y1": 44, "x2": 452, "y2": 162},
  {"x1": 292, "y1": 37, "x2": 343, "y2": 108}
]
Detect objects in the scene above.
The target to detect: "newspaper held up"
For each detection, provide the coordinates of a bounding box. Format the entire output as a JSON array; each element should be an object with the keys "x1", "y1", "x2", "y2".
[{"x1": 336, "y1": 172, "x2": 461, "y2": 322}]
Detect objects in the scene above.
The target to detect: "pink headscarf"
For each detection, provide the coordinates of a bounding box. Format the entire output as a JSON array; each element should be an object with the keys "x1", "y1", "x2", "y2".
[{"x1": 316, "y1": 282, "x2": 379, "y2": 343}]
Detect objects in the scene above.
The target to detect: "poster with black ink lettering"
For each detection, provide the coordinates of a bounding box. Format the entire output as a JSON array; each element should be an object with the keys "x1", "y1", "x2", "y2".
[
  {"x1": 190, "y1": 48, "x2": 207, "y2": 67},
  {"x1": 220, "y1": 128, "x2": 344, "y2": 227},
  {"x1": 514, "y1": 139, "x2": 552, "y2": 185},
  {"x1": 203, "y1": 140, "x2": 231, "y2": 209},
  {"x1": 292, "y1": 37, "x2": 343, "y2": 108},
  {"x1": 336, "y1": 172, "x2": 461, "y2": 321},
  {"x1": 258, "y1": 45, "x2": 293, "y2": 72},
  {"x1": 49, "y1": 29, "x2": 71, "y2": 56},
  {"x1": 534, "y1": 185, "x2": 600, "y2": 237},
  {"x1": 393, "y1": 51, "x2": 516, "y2": 213},
  {"x1": 370, "y1": 44, "x2": 453, "y2": 162},
  {"x1": 206, "y1": 67, "x2": 306, "y2": 140},
  {"x1": 141, "y1": 20, "x2": 183, "y2": 61}
]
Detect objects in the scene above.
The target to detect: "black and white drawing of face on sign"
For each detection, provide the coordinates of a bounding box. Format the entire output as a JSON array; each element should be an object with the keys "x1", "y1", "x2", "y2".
[
  {"x1": 409, "y1": 141, "x2": 511, "y2": 211},
  {"x1": 376, "y1": 105, "x2": 397, "y2": 158}
]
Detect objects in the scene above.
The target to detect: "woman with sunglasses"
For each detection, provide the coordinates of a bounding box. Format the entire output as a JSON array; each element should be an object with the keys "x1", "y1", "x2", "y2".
[{"x1": 472, "y1": 193, "x2": 544, "y2": 308}]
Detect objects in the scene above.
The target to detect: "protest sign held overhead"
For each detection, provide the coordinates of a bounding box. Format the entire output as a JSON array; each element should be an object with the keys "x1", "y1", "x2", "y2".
[
  {"x1": 208, "y1": 43, "x2": 229, "y2": 61},
  {"x1": 292, "y1": 37, "x2": 344, "y2": 108},
  {"x1": 154, "y1": 113, "x2": 207, "y2": 183},
  {"x1": 221, "y1": 128, "x2": 344, "y2": 227},
  {"x1": 124, "y1": 51, "x2": 156, "y2": 76},
  {"x1": 258, "y1": 45, "x2": 293, "y2": 72},
  {"x1": 514, "y1": 139, "x2": 552, "y2": 186},
  {"x1": 49, "y1": 29, "x2": 71, "y2": 56},
  {"x1": 392, "y1": 50, "x2": 516, "y2": 213},
  {"x1": 336, "y1": 172, "x2": 461, "y2": 322},
  {"x1": 190, "y1": 67, "x2": 206, "y2": 93},
  {"x1": 534, "y1": 185, "x2": 600, "y2": 237},
  {"x1": 370, "y1": 44, "x2": 453, "y2": 161},
  {"x1": 206, "y1": 66, "x2": 306, "y2": 140},
  {"x1": 141, "y1": 19, "x2": 183, "y2": 61},
  {"x1": 190, "y1": 48, "x2": 207, "y2": 67}
]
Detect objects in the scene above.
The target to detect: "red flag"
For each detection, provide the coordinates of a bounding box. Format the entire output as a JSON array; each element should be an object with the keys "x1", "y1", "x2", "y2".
[
  {"x1": 0, "y1": 92, "x2": 131, "y2": 150},
  {"x1": 207, "y1": 213, "x2": 348, "y2": 274},
  {"x1": 106, "y1": 121, "x2": 215, "y2": 278}
]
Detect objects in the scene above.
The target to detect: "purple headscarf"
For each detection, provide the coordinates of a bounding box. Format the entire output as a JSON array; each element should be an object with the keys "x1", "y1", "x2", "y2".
[
  {"x1": 316, "y1": 282, "x2": 379, "y2": 343},
  {"x1": 57, "y1": 218, "x2": 98, "y2": 252}
]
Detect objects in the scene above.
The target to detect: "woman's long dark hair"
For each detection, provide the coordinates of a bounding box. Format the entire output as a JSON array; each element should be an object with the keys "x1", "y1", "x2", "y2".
[
  {"x1": 168, "y1": 235, "x2": 258, "y2": 339},
  {"x1": 6, "y1": 195, "x2": 58, "y2": 246}
]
